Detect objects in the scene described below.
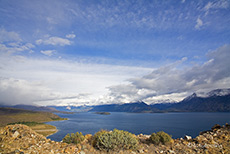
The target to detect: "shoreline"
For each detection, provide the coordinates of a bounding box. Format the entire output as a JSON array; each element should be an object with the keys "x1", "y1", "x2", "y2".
[
  {"x1": 30, "y1": 123, "x2": 58, "y2": 137},
  {"x1": 44, "y1": 117, "x2": 69, "y2": 137}
]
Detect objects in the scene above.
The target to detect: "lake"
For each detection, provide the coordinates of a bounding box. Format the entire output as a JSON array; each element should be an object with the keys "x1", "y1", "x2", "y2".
[{"x1": 46, "y1": 112, "x2": 230, "y2": 141}]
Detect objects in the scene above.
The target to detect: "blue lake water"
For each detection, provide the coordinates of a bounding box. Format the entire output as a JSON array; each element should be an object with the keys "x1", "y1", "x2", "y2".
[{"x1": 46, "y1": 112, "x2": 230, "y2": 141}]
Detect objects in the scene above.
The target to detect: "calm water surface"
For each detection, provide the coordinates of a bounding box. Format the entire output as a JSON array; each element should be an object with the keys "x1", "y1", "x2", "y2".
[{"x1": 46, "y1": 112, "x2": 230, "y2": 141}]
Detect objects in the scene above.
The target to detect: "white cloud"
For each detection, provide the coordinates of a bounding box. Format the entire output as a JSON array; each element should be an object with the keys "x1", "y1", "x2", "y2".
[
  {"x1": 204, "y1": 0, "x2": 229, "y2": 11},
  {"x1": 0, "y1": 43, "x2": 35, "y2": 54},
  {"x1": 0, "y1": 54, "x2": 152, "y2": 106},
  {"x1": 0, "y1": 78, "x2": 51, "y2": 105},
  {"x1": 0, "y1": 77, "x2": 92, "y2": 106},
  {"x1": 0, "y1": 28, "x2": 22, "y2": 43},
  {"x1": 204, "y1": 0, "x2": 229, "y2": 15},
  {"x1": 66, "y1": 34, "x2": 76, "y2": 39},
  {"x1": 40, "y1": 50, "x2": 56, "y2": 56},
  {"x1": 0, "y1": 44, "x2": 229, "y2": 106},
  {"x1": 104, "y1": 44, "x2": 230, "y2": 104},
  {"x1": 0, "y1": 28, "x2": 35, "y2": 54},
  {"x1": 195, "y1": 17, "x2": 203, "y2": 30},
  {"x1": 36, "y1": 36, "x2": 71, "y2": 46}
]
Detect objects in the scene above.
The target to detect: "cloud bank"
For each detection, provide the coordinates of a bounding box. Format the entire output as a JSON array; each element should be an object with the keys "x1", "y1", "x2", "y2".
[
  {"x1": 103, "y1": 45, "x2": 230, "y2": 104},
  {"x1": 0, "y1": 44, "x2": 229, "y2": 106},
  {"x1": 0, "y1": 53, "x2": 152, "y2": 106}
]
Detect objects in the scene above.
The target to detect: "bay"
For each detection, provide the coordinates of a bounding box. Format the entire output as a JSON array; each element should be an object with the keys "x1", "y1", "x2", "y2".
[{"x1": 46, "y1": 112, "x2": 230, "y2": 141}]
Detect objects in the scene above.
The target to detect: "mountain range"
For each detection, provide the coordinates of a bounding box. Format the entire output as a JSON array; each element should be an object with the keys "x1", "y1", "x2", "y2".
[
  {"x1": 1, "y1": 88, "x2": 230, "y2": 113},
  {"x1": 89, "y1": 88, "x2": 230, "y2": 113}
]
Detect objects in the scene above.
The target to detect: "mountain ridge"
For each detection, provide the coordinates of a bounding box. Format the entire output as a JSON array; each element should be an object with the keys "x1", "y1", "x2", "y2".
[
  {"x1": 89, "y1": 88, "x2": 230, "y2": 113},
  {"x1": 2, "y1": 88, "x2": 230, "y2": 113}
]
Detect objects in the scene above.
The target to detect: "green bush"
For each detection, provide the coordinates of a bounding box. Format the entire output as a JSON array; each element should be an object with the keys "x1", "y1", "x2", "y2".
[
  {"x1": 92, "y1": 129, "x2": 139, "y2": 151},
  {"x1": 157, "y1": 131, "x2": 172, "y2": 144},
  {"x1": 150, "y1": 131, "x2": 172, "y2": 145},
  {"x1": 149, "y1": 133, "x2": 160, "y2": 144},
  {"x1": 62, "y1": 132, "x2": 85, "y2": 144}
]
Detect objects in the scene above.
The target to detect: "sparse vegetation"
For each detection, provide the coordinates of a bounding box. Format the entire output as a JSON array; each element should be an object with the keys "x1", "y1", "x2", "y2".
[
  {"x1": 0, "y1": 107, "x2": 66, "y2": 127},
  {"x1": 63, "y1": 132, "x2": 85, "y2": 144},
  {"x1": 7, "y1": 121, "x2": 43, "y2": 126},
  {"x1": 149, "y1": 132, "x2": 160, "y2": 144},
  {"x1": 1, "y1": 124, "x2": 230, "y2": 153},
  {"x1": 0, "y1": 107, "x2": 66, "y2": 137},
  {"x1": 92, "y1": 129, "x2": 139, "y2": 151},
  {"x1": 150, "y1": 131, "x2": 172, "y2": 145}
]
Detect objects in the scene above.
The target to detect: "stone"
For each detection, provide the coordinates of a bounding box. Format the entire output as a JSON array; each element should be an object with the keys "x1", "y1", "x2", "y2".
[
  {"x1": 211, "y1": 124, "x2": 222, "y2": 130},
  {"x1": 12, "y1": 131, "x2": 20, "y2": 138},
  {"x1": 138, "y1": 149, "x2": 144, "y2": 153},
  {"x1": 79, "y1": 151, "x2": 85, "y2": 154},
  {"x1": 184, "y1": 135, "x2": 192, "y2": 140},
  {"x1": 225, "y1": 123, "x2": 230, "y2": 128},
  {"x1": 168, "y1": 149, "x2": 176, "y2": 153}
]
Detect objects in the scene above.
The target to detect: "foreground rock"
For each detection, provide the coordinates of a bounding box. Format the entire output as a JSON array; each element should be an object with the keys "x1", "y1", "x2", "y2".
[
  {"x1": 0, "y1": 124, "x2": 79, "y2": 153},
  {"x1": 0, "y1": 124, "x2": 229, "y2": 154}
]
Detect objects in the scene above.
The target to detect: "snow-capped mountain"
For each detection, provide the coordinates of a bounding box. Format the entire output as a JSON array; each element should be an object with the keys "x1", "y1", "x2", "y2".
[
  {"x1": 182, "y1": 93, "x2": 197, "y2": 102},
  {"x1": 207, "y1": 88, "x2": 230, "y2": 97}
]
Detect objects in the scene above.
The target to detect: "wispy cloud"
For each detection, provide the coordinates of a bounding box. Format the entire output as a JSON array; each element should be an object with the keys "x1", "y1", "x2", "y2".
[
  {"x1": 195, "y1": 17, "x2": 203, "y2": 30},
  {"x1": 203, "y1": 0, "x2": 229, "y2": 16},
  {"x1": 0, "y1": 28, "x2": 34, "y2": 54},
  {"x1": 0, "y1": 28, "x2": 22, "y2": 43},
  {"x1": 36, "y1": 36, "x2": 71, "y2": 46},
  {"x1": 204, "y1": 0, "x2": 229, "y2": 11},
  {"x1": 40, "y1": 50, "x2": 56, "y2": 56},
  {"x1": 66, "y1": 34, "x2": 76, "y2": 39}
]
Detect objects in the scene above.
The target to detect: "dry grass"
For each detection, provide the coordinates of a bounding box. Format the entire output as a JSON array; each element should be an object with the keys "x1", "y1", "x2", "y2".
[
  {"x1": 0, "y1": 107, "x2": 65, "y2": 136},
  {"x1": 0, "y1": 108, "x2": 65, "y2": 127}
]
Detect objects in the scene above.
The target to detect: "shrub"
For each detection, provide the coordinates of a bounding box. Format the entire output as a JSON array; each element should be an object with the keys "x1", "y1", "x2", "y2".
[
  {"x1": 149, "y1": 133, "x2": 160, "y2": 144},
  {"x1": 150, "y1": 131, "x2": 172, "y2": 145},
  {"x1": 157, "y1": 131, "x2": 172, "y2": 144},
  {"x1": 62, "y1": 132, "x2": 85, "y2": 144},
  {"x1": 92, "y1": 129, "x2": 138, "y2": 151},
  {"x1": 7, "y1": 121, "x2": 42, "y2": 126}
]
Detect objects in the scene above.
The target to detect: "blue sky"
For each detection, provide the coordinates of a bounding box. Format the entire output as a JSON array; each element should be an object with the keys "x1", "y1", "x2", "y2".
[{"x1": 0, "y1": 0, "x2": 230, "y2": 106}]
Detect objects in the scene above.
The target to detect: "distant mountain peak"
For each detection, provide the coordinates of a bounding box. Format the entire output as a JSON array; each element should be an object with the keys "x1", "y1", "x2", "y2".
[
  {"x1": 129, "y1": 101, "x2": 148, "y2": 106},
  {"x1": 207, "y1": 88, "x2": 230, "y2": 97},
  {"x1": 183, "y1": 93, "x2": 197, "y2": 101}
]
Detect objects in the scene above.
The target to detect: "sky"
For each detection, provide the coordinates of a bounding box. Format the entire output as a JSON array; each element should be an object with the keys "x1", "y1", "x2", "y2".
[{"x1": 0, "y1": 0, "x2": 230, "y2": 106}]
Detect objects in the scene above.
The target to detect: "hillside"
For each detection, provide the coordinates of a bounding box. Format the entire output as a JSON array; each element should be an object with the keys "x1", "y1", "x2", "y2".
[
  {"x1": 164, "y1": 94, "x2": 230, "y2": 112},
  {"x1": 0, "y1": 124, "x2": 229, "y2": 153},
  {"x1": 0, "y1": 107, "x2": 66, "y2": 127},
  {"x1": 0, "y1": 104, "x2": 58, "y2": 112},
  {"x1": 90, "y1": 101, "x2": 154, "y2": 113},
  {"x1": 0, "y1": 107, "x2": 67, "y2": 137}
]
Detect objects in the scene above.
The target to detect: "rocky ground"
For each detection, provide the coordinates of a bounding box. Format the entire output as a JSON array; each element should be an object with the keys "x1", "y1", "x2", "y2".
[{"x1": 0, "y1": 124, "x2": 229, "y2": 154}]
